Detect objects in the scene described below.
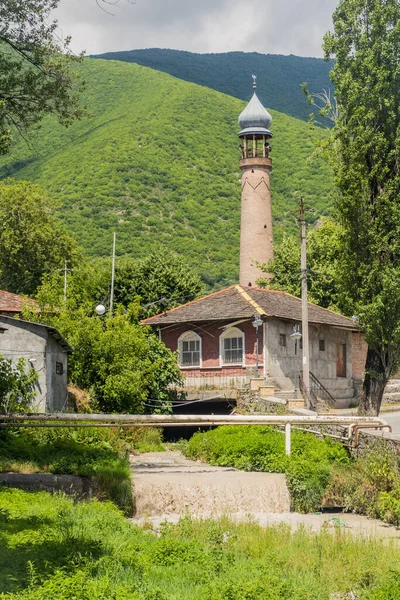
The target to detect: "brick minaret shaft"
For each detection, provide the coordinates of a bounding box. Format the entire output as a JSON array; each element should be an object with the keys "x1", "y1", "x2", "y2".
[
  {"x1": 238, "y1": 79, "x2": 274, "y2": 287},
  {"x1": 239, "y1": 149, "x2": 273, "y2": 287}
]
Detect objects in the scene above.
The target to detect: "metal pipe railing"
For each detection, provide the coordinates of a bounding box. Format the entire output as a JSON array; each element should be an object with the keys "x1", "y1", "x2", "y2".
[
  {"x1": 0, "y1": 413, "x2": 388, "y2": 456},
  {"x1": 0, "y1": 413, "x2": 388, "y2": 425}
]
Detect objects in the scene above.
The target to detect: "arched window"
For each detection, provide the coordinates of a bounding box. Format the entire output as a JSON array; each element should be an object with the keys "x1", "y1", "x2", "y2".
[
  {"x1": 220, "y1": 327, "x2": 245, "y2": 366},
  {"x1": 178, "y1": 331, "x2": 202, "y2": 368}
]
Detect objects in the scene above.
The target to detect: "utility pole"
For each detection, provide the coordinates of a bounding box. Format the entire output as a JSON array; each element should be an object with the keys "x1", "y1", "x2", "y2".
[
  {"x1": 300, "y1": 198, "x2": 310, "y2": 404},
  {"x1": 63, "y1": 260, "x2": 68, "y2": 302},
  {"x1": 110, "y1": 232, "x2": 116, "y2": 318}
]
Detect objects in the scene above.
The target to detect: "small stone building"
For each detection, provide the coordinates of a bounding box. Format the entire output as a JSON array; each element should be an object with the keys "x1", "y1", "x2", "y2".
[
  {"x1": 143, "y1": 285, "x2": 359, "y2": 399},
  {"x1": 0, "y1": 315, "x2": 72, "y2": 412}
]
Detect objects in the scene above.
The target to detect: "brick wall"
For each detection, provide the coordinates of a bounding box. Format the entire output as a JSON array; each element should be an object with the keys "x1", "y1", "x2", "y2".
[{"x1": 160, "y1": 321, "x2": 264, "y2": 387}]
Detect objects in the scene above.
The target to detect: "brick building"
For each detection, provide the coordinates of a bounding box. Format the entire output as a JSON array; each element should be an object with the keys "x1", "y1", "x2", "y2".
[{"x1": 143, "y1": 285, "x2": 360, "y2": 399}]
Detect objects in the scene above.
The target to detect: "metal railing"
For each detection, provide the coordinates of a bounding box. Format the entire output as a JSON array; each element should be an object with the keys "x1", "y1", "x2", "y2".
[
  {"x1": 299, "y1": 371, "x2": 317, "y2": 411},
  {"x1": 309, "y1": 371, "x2": 337, "y2": 410},
  {"x1": 299, "y1": 371, "x2": 337, "y2": 412},
  {"x1": 0, "y1": 412, "x2": 389, "y2": 456}
]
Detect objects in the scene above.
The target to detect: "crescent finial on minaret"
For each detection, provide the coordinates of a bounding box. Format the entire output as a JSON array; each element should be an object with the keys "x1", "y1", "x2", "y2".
[{"x1": 252, "y1": 74, "x2": 257, "y2": 90}]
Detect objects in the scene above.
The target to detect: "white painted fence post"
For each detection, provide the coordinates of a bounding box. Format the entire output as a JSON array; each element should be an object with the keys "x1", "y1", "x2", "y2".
[{"x1": 285, "y1": 423, "x2": 291, "y2": 456}]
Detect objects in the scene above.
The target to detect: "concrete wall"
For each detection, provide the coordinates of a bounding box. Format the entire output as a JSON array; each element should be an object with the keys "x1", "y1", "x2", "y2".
[
  {"x1": 45, "y1": 335, "x2": 68, "y2": 412},
  {"x1": 0, "y1": 319, "x2": 48, "y2": 410},
  {"x1": 352, "y1": 332, "x2": 368, "y2": 380},
  {"x1": 0, "y1": 319, "x2": 68, "y2": 412},
  {"x1": 266, "y1": 319, "x2": 354, "y2": 398},
  {"x1": 0, "y1": 473, "x2": 93, "y2": 499}
]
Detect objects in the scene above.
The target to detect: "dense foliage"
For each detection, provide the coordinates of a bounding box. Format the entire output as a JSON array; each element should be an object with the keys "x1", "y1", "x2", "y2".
[
  {"x1": 0, "y1": 59, "x2": 334, "y2": 287},
  {"x1": 325, "y1": 442, "x2": 400, "y2": 525},
  {"x1": 0, "y1": 0, "x2": 84, "y2": 155},
  {"x1": 0, "y1": 427, "x2": 132, "y2": 514},
  {"x1": 0, "y1": 180, "x2": 79, "y2": 295},
  {"x1": 321, "y1": 0, "x2": 400, "y2": 414},
  {"x1": 184, "y1": 426, "x2": 349, "y2": 513},
  {"x1": 0, "y1": 357, "x2": 38, "y2": 413},
  {"x1": 92, "y1": 49, "x2": 334, "y2": 124},
  {"x1": 113, "y1": 251, "x2": 203, "y2": 317},
  {"x1": 26, "y1": 260, "x2": 184, "y2": 413},
  {"x1": 3, "y1": 488, "x2": 400, "y2": 598}
]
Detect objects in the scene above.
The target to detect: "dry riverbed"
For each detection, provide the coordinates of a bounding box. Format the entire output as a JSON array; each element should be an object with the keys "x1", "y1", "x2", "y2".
[{"x1": 130, "y1": 451, "x2": 400, "y2": 538}]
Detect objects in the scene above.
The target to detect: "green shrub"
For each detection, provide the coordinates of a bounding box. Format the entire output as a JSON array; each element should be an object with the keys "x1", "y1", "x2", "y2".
[
  {"x1": 184, "y1": 426, "x2": 349, "y2": 512},
  {"x1": 377, "y1": 490, "x2": 400, "y2": 526},
  {"x1": 0, "y1": 427, "x2": 133, "y2": 515},
  {"x1": 324, "y1": 444, "x2": 400, "y2": 520},
  {"x1": 120, "y1": 427, "x2": 165, "y2": 453}
]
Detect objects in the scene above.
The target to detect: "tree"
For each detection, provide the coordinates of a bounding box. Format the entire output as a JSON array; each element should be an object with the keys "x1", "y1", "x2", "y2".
[
  {"x1": 0, "y1": 0, "x2": 85, "y2": 154},
  {"x1": 0, "y1": 357, "x2": 38, "y2": 412},
  {"x1": 113, "y1": 251, "x2": 203, "y2": 318},
  {"x1": 0, "y1": 180, "x2": 79, "y2": 295},
  {"x1": 257, "y1": 217, "x2": 346, "y2": 313},
  {"x1": 323, "y1": 0, "x2": 400, "y2": 415},
  {"x1": 26, "y1": 273, "x2": 183, "y2": 414},
  {"x1": 55, "y1": 304, "x2": 182, "y2": 414}
]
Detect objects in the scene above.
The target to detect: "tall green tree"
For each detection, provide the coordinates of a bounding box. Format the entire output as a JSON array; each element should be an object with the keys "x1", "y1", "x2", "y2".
[
  {"x1": 323, "y1": 0, "x2": 400, "y2": 415},
  {"x1": 257, "y1": 217, "x2": 346, "y2": 313},
  {"x1": 0, "y1": 180, "x2": 79, "y2": 295},
  {"x1": 0, "y1": 0, "x2": 84, "y2": 154},
  {"x1": 113, "y1": 251, "x2": 203, "y2": 318},
  {"x1": 0, "y1": 357, "x2": 38, "y2": 413}
]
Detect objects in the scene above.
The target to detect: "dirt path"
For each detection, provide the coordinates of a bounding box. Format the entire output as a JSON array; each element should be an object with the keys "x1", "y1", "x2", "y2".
[{"x1": 130, "y1": 451, "x2": 400, "y2": 538}]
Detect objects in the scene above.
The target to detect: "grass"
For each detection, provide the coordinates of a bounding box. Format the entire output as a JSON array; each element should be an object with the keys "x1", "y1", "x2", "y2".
[
  {"x1": 1, "y1": 488, "x2": 400, "y2": 599},
  {"x1": 0, "y1": 427, "x2": 133, "y2": 515}
]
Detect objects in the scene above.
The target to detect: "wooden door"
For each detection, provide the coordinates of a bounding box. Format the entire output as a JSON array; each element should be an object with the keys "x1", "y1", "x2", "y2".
[{"x1": 336, "y1": 344, "x2": 347, "y2": 378}]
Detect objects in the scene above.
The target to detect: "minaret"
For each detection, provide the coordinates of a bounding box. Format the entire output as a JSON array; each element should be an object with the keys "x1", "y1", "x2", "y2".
[{"x1": 238, "y1": 76, "x2": 273, "y2": 287}]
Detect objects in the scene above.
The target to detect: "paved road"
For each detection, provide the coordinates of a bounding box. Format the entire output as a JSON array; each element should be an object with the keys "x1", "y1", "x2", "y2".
[{"x1": 381, "y1": 412, "x2": 400, "y2": 434}]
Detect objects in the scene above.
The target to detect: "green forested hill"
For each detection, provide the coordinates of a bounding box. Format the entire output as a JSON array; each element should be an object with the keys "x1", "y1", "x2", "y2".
[
  {"x1": 92, "y1": 49, "x2": 334, "y2": 123},
  {"x1": 0, "y1": 58, "x2": 333, "y2": 286}
]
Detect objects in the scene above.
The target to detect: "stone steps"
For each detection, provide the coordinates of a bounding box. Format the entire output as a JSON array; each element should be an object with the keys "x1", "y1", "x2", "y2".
[{"x1": 383, "y1": 379, "x2": 400, "y2": 404}]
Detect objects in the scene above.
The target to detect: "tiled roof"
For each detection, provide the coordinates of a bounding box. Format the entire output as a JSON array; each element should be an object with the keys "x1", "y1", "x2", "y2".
[
  {"x1": 141, "y1": 285, "x2": 354, "y2": 330},
  {"x1": 0, "y1": 290, "x2": 38, "y2": 314}
]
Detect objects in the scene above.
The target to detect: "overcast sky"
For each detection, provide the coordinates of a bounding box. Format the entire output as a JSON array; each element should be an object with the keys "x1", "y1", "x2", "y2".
[{"x1": 53, "y1": 0, "x2": 339, "y2": 58}]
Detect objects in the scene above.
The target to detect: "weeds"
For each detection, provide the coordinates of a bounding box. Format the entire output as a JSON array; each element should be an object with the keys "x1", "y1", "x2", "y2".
[
  {"x1": 0, "y1": 427, "x2": 132, "y2": 515},
  {"x1": 1, "y1": 489, "x2": 400, "y2": 599}
]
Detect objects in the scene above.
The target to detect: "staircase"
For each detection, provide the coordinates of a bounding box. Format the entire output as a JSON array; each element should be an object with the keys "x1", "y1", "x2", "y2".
[{"x1": 383, "y1": 379, "x2": 400, "y2": 405}]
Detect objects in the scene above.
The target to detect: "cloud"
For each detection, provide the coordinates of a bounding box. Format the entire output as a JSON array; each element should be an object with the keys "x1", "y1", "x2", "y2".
[{"x1": 53, "y1": 0, "x2": 338, "y2": 58}]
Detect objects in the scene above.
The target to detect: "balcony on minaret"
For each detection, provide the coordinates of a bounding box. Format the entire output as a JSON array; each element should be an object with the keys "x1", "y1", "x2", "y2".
[{"x1": 240, "y1": 135, "x2": 272, "y2": 160}]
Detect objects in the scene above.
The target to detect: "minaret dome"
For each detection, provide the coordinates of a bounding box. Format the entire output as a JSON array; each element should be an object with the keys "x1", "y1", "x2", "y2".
[{"x1": 238, "y1": 92, "x2": 272, "y2": 136}]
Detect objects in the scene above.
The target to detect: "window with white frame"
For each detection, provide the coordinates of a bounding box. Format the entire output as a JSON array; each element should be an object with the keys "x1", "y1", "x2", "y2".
[
  {"x1": 220, "y1": 327, "x2": 245, "y2": 365},
  {"x1": 178, "y1": 331, "x2": 201, "y2": 367}
]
